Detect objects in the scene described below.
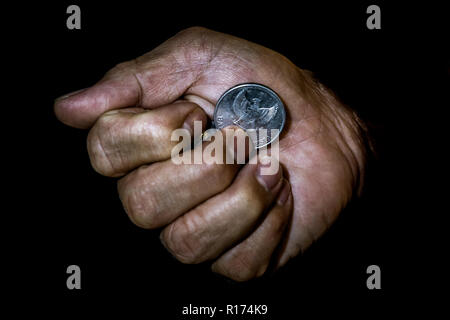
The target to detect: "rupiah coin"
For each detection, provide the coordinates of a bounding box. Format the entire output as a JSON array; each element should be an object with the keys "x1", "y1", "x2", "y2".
[{"x1": 213, "y1": 83, "x2": 286, "y2": 148}]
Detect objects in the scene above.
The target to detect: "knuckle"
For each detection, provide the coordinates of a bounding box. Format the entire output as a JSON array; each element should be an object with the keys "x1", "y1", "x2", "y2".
[
  {"x1": 162, "y1": 220, "x2": 202, "y2": 264},
  {"x1": 106, "y1": 61, "x2": 136, "y2": 78},
  {"x1": 174, "y1": 27, "x2": 214, "y2": 63},
  {"x1": 118, "y1": 175, "x2": 161, "y2": 229},
  {"x1": 177, "y1": 26, "x2": 210, "y2": 38},
  {"x1": 87, "y1": 114, "x2": 129, "y2": 176},
  {"x1": 219, "y1": 255, "x2": 263, "y2": 282},
  {"x1": 87, "y1": 124, "x2": 116, "y2": 177}
]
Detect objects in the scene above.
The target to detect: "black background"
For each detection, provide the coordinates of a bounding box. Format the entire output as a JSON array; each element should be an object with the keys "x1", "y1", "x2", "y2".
[{"x1": 6, "y1": 0, "x2": 446, "y2": 317}]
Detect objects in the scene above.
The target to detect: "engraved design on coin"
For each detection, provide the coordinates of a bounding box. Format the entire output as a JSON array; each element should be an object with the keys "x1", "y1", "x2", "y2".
[
  {"x1": 232, "y1": 90, "x2": 279, "y2": 126},
  {"x1": 213, "y1": 83, "x2": 286, "y2": 148}
]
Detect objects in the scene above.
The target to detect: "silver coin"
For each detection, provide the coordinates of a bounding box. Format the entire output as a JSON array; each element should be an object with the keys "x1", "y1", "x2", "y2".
[{"x1": 213, "y1": 83, "x2": 286, "y2": 148}]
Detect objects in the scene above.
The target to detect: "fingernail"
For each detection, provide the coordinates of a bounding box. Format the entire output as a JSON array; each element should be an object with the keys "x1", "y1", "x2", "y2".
[
  {"x1": 55, "y1": 88, "x2": 88, "y2": 101},
  {"x1": 256, "y1": 158, "x2": 282, "y2": 191},
  {"x1": 182, "y1": 107, "x2": 207, "y2": 135},
  {"x1": 277, "y1": 179, "x2": 291, "y2": 205}
]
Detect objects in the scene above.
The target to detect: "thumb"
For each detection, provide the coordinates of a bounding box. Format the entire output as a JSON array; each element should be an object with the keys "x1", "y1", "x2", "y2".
[{"x1": 54, "y1": 28, "x2": 209, "y2": 129}]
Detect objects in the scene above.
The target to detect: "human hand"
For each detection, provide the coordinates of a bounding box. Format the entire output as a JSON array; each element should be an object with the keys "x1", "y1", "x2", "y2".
[{"x1": 54, "y1": 27, "x2": 368, "y2": 281}]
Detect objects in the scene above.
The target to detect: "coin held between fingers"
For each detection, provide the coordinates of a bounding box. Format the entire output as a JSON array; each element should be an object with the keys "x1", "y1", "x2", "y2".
[{"x1": 213, "y1": 83, "x2": 286, "y2": 149}]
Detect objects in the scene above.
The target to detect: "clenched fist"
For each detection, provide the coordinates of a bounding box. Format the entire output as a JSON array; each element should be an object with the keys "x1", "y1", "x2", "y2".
[{"x1": 54, "y1": 27, "x2": 368, "y2": 281}]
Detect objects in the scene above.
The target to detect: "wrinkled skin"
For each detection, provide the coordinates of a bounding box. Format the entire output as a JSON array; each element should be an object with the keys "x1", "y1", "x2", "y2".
[{"x1": 54, "y1": 27, "x2": 368, "y2": 281}]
